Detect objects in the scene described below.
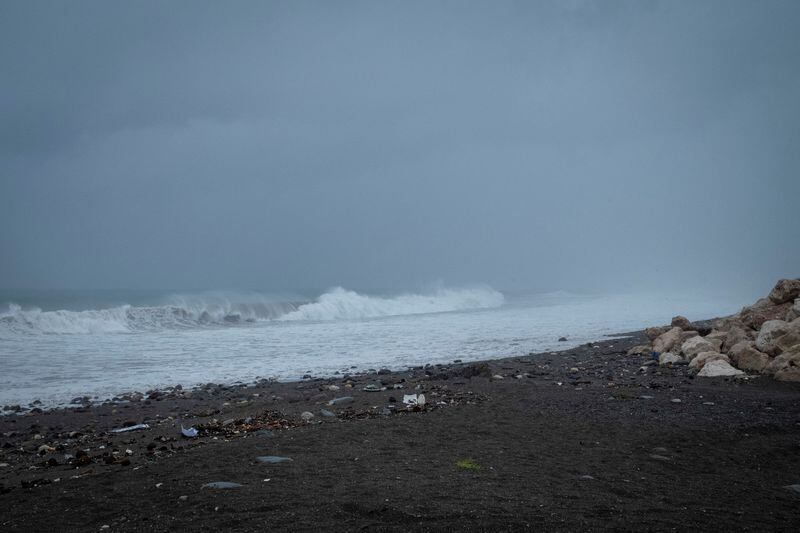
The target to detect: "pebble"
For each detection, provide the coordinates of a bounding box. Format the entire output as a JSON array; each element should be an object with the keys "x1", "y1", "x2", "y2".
[
  {"x1": 320, "y1": 409, "x2": 335, "y2": 418},
  {"x1": 578, "y1": 475, "x2": 594, "y2": 480},
  {"x1": 300, "y1": 411, "x2": 314, "y2": 421},
  {"x1": 652, "y1": 447, "x2": 668, "y2": 453},
  {"x1": 702, "y1": 401, "x2": 715, "y2": 406},
  {"x1": 256, "y1": 456, "x2": 293, "y2": 464},
  {"x1": 639, "y1": 395, "x2": 654, "y2": 400},
  {"x1": 492, "y1": 375, "x2": 504, "y2": 380},
  {"x1": 649, "y1": 454, "x2": 670, "y2": 461},
  {"x1": 670, "y1": 398, "x2": 682, "y2": 403},
  {"x1": 178, "y1": 495, "x2": 188, "y2": 502}
]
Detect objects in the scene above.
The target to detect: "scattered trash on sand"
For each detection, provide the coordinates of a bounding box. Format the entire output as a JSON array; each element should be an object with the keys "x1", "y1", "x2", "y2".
[
  {"x1": 181, "y1": 425, "x2": 198, "y2": 438},
  {"x1": 403, "y1": 394, "x2": 426, "y2": 406}
]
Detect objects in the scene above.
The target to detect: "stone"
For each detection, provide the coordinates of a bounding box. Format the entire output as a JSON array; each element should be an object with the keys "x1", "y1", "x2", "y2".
[
  {"x1": 320, "y1": 409, "x2": 335, "y2": 418},
  {"x1": 774, "y1": 327, "x2": 800, "y2": 355},
  {"x1": 653, "y1": 327, "x2": 682, "y2": 354},
  {"x1": 627, "y1": 345, "x2": 653, "y2": 356},
  {"x1": 768, "y1": 279, "x2": 800, "y2": 304},
  {"x1": 671, "y1": 316, "x2": 693, "y2": 330},
  {"x1": 658, "y1": 353, "x2": 683, "y2": 365},
  {"x1": 645, "y1": 326, "x2": 667, "y2": 341},
  {"x1": 785, "y1": 299, "x2": 800, "y2": 322},
  {"x1": 688, "y1": 351, "x2": 730, "y2": 371},
  {"x1": 300, "y1": 411, "x2": 314, "y2": 421},
  {"x1": 755, "y1": 320, "x2": 790, "y2": 356},
  {"x1": 722, "y1": 327, "x2": 752, "y2": 353},
  {"x1": 765, "y1": 345, "x2": 800, "y2": 381},
  {"x1": 681, "y1": 336, "x2": 716, "y2": 360},
  {"x1": 558, "y1": 336, "x2": 568, "y2": 342},
  {"x1": 741, "y1": 302, "x2": 792, "y2": 330},
  {"x1": 680, "y1": 330, "x2": 699, "y2": 344},
  {"x1": 728, "y1": 342, "x2": 771, "y2": 373},
  {"x1": 697, "y1": 360, "x2": 745, "y2": 377}
]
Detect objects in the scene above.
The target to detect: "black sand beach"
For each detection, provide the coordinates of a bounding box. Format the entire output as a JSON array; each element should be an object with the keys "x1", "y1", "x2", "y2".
[{"x1": 1, "y1": 330, "x2": 799, "y2": 531}]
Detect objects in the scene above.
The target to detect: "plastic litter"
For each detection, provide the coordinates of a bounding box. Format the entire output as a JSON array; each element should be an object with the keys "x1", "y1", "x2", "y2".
[
  {"x1": 402, "y1": 394, "x2": 426, "y2": 406},
  {"x1": 181, "y1": 425, "x2": 198, "y2": 438},
  {"x1": 111, "y1": 423, "x2": 150, "y2": 433},
  {"x1": 256, "y1": 456, "x2": 293, "y2": 464},
  {"x1": 202, "y1": 482, "x2": 243, "y2": 490}
]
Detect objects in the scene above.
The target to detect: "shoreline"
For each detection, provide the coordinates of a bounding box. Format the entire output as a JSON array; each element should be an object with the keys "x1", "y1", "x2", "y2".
[{"x1": 2, "y1": 326, "x2": 799, "y2": 531}]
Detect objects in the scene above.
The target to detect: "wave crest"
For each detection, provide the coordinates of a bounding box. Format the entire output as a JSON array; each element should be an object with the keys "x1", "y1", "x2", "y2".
[{"x1": 0, "y1": 287, "x2": 505, "y2": 334}]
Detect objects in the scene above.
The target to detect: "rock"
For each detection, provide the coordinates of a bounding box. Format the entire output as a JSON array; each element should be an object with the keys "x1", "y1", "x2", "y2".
[
  {"x1": 671, "y1": 316, "x2": 693, "y2": 330},
  {"x1": 256, "y1": 456, "x2": 293, "y2": 464},
  {"x1": 768, "y1": 279, "x2": 800, "y2": 304},
  {"x1": 688, "y1": 351, "x2": 730, "y2": 371},
  {"x1": 558, "y1": 336, "x2": 568, "y2": 342},
  {"x1": 740, "y1": 302, "x2": 792, "y2": 330},
  {"x1": 680, "y1": 330, "x2": 699, "y2": 344},
  {"x1": 627, "y1": 345, "x2": 653, "y2": 356},
  {"x1": 755, "y1": 320, "x2": 790, "y2": 355},
  {"x1": 460, "y1": 363, "x2": 492, "y2": 378},
  {"x1": 202, "y1": 482, "x2": 243, "y2": 490},
  {"x1": 697, "y1": 360, "x2": 744, "y2": 377},
  {"x1": 377, "y1": 368, "x2": 391, "y2": 375},
  {"x1": 765, "y1": 345, "x2": 800, "y2": 381},
  {"x1": 681, "y1": 336, "x2": 716, "y2": 360},
  {"x1": 492, "y1": 374, "x2": 504, "y2": 380},
  {"x1": 728, "y1": 341, "x2": 771, "y2": 373},
  {"x1": 784, "y1": 484, "x2": 800, "y2": 495},
  {"x1": 653, "y1": 327, "x2": 682, "y2": 353},
  {"x1": 786, "y1": 299, "x2": 800, "y2": 322},
  {"x1": 320, "y1": 409, "x2": 335, "y2": 418},
  {"x1": 670, "y1": 398, "x2": 682, "y2": 403},
  {"x1": 300, "y1": 411, "x2": 314, "y2": 421},
  {"x1": 649, "y1": 454, "x2": 670, "y2": 461},
  {"x1": 722, "y1": 326, "x2": 752, "y2": 353},
  {"x1": 704, "y1": 330, "x2": 726, "y2": 350},
  {"x1": 658, "y1": 353, "x2": 683, "y2": 365},
  {"x1": 645, "y1": 326, "x2": 667, "y2": 341},
  {"x1": 178, "y1": 495, "x2": 188, "y2": 502}
]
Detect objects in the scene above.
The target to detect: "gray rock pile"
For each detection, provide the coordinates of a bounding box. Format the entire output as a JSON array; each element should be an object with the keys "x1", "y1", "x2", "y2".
[{"x1": 629, "y1": 278, "x2": 800, "y2": 381}]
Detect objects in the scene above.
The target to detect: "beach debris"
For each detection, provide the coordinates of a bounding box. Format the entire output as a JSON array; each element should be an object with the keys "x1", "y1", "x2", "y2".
[
  {"x1": 300, "y1": 411, "x2": 314, "y2": 421},
  {"x1": 320, "y1": 409, "x2": 335, "y2": 418},
  {"x1": 456, "y1": 458, "x2": 481, "y2": 470},
  {"x1": 178, "y1": 495, "x2": 188, "y2": 502},
  {"x1": 649, "y1": 454, "x2": 671, "y2": 461},
  {"x1": 202, "y1": 481, "x2": 243, "y2": 490},
  {"x1": 670, "y1": 398, "x2": 682, "y2": 403},
  {"x1": 328, "y1": 396, "x2": 354, "y2": 406},
  {"x1": 578, "y1": 475, "x2": 595, "y2": 480},
  {"x1": 111, "y1": 423, "x2": 149, "y2": 433},
  {"x1": 492, "y1": 374, "x2": 504, "y2": 380},
  {"x1": 403, "y1": 394, "x2": 426, "y2": 406},
  {"x1": 181, "y1": 425, "x2": 198, "y2": 438},
  {"x1": 325, "y1": 384, "x2": 340, "y2": 391},
  {"x1": 362, "y1": 384, "x2": 384, "y2": 392},
  {"x1": 256, "y1": 456, "x2": 293, "y2": 464}
]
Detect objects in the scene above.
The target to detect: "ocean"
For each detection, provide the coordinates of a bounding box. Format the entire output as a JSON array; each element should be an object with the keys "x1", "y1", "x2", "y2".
[{"x1": 0, "y1": 286, "x2": 750, "y2": 408}]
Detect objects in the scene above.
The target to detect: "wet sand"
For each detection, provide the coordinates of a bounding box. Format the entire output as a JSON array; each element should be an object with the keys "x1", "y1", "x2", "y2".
[{"x1": 1, "y1": 330, "x2": 799, "y2": 531}]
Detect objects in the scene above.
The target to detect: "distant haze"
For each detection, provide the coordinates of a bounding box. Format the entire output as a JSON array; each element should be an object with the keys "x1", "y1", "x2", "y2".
[{"x1": 1, "y1": 0, "x2": 798, "y2": 295}]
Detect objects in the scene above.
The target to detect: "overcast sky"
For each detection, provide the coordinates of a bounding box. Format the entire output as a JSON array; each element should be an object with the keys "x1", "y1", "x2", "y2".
[{"x1": 1, "y1": 0, "x2": 798, "y2": 293}]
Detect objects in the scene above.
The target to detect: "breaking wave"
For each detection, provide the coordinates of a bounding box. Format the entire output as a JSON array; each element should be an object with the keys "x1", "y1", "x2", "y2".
[{"x1": 0, "y1": 287, "x2": 505, "y2": 334}]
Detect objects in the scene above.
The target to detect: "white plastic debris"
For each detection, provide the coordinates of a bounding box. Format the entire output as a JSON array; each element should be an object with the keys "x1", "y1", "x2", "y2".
[
  {"x1": 403, "y1": 394, "x2": 426, "y2": 406},
  {"x1": 181, "y1": 425, "x2": 198, "y2": 438},
  {"x1": 111, "y1": 423, "x2": 150, "y2": 433}
]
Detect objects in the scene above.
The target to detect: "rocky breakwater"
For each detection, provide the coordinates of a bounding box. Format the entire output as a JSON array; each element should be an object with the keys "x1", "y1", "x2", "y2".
[{"x1": 629, "y1": 278, "x2": 800, "y2": 381}]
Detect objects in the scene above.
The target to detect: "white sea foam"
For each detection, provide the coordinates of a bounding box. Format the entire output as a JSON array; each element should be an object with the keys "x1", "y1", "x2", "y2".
[
  {"x1": 0, "y1": 287, "x2": 505, "y2": 334},
  {"x1": 278, "y1": 286, "x2": 505, "y2": 321}
]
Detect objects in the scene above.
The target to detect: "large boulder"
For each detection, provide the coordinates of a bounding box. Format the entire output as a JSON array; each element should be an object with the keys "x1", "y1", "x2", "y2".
[
  {"x1": 645, "y1": 326, "x2": 667, "y2": 341},
  {"x1": 768, "y1": 279, "x2": 800, "y2": 305},
  {"x1": 786, "y1": 298, "x2": 800, "y2": 322},
  {"x1": 774, "y1": 319, "x2": 800, "y2": 354},
  {"x1": 697, "y1": 359, "x2": 745, "y2": 378},
  {"x1": 722, "y1": 326, "x2": 752, "y2": 353},
  {"x1": 728, "y1": 341, "x2": 771, "y2": 373},
  {"x1": 765, "y1": 345, "x2": 800, "y2": 382},
  {"x1": 755, "y1": 320, "x2": 791, "y2": 356},
  {"x1": 653, "y1": 327, "x2": 682, "y2": 354},
  {"x1": 740, "y1": 302, "x2": 792, "y2": 330},
  {"x1": 689, "y1": 351, "x2": 730, "y2": 371},
  {"x1": 704, "y1": 331, "x2": 726, "y2": 351},
  {"x1": 671, "y1": 315, "x2": 693, "y2": 330},
  {"x1": 681, "y1": 330, "x2": 700, "y2": 345},
  {"x1": 681, "y1": 336, "x2": 716, "y2": 360}
]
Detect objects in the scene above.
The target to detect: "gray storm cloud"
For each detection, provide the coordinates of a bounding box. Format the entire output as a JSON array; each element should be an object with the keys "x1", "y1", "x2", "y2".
[{"x1": 1, "y1": 0, "x2": 798, "y2": 294}]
